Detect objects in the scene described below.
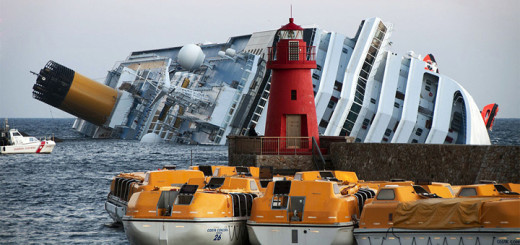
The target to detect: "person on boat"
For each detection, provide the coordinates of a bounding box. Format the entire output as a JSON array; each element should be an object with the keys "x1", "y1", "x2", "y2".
[{"x1": 248, "y1": 125, "x2": 258, "y2": 137}]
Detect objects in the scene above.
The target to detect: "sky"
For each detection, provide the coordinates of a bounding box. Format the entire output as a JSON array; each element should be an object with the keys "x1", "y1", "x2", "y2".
[{"x1": 0, "y1": 0, "x2": 519, "y2": 118}]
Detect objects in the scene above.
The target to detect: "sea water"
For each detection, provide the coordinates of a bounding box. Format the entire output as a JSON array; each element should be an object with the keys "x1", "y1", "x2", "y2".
[{"x1": 0, "y1": 118, "x2": 518, "y2": 244}]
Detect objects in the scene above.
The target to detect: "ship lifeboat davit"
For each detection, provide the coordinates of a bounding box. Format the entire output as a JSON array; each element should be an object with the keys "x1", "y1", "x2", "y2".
[{"x1": 481, "y1": 103, "x2": 499, "y2": 130}]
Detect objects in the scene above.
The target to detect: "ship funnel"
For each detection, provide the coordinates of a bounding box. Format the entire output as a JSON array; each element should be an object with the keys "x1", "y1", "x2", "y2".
[{"x1": 32, "y1": 60, "x2": 118, "y2": 126}]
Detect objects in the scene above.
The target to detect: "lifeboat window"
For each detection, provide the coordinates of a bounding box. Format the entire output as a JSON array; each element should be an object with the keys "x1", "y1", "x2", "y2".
[
  {"x1": 272, "y1": 180, "x2": 291, "y2": 209},
  {"x1": 458, "y1": 188, "x2": 477, "y2": 197},
  {"x1": 13, "y1": 132, "x2": 22, "y2": 136},
  {"x1": 376, "y1": 189, "x2": 395, "y2": 200},
  {"x1": 333, "y1": 183, "x2": 340, "y2": 194},
  {"x1": 294, "y1": 173, "x2": 302, "y2": 181},
  {"x1": 250, "y1": 180, "x2": 258, "y2": 191},
  {"x1": 272, "y1": 195, "x2": 289, "y2": 209}
]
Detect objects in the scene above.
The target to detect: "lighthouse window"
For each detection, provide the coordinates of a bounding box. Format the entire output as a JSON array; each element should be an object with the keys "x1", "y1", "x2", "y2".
[
  {"x1": 289, "y1": 41, "x2": 299, "y2": 61},
  {"x1": 291, "y1": 90, "x2": 297, "y2": 100}
]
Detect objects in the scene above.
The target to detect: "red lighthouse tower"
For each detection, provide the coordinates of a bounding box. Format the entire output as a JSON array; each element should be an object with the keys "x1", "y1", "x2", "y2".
[{"x1": 265, "y1": 17, "x2": 319, "y2": 148}]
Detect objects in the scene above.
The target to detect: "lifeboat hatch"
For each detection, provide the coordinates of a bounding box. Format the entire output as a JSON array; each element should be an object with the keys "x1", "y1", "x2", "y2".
[
  {"x1": 175, "y1": 184, "x2": 198, "y2": 205},
  {"x1": 157, "y1": 190, "x2": 179, "y2": 216},
  {"x1": 236, "y1": 166, "x2": 252, "y2": 176},
  {"x1": 259, "y1": 166, "x2": 274, "y2": 188},
  {"x1": 319, "y1": 171, "x2": 339, "y2": 181},
  {"x1": 205, "y1": 177, "x2": 225, "y2": 189},
  {"x1": 198, "y1": 165, "x2": 213, "y2": 176},
  {"x1": 289, "y1": 196, "x2": 305, "y2": 222}
]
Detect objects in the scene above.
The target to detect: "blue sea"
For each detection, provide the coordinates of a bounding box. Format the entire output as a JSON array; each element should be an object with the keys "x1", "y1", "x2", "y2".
[{"x1": 0, "y1": 118, "x2": 518, "y2": 244}]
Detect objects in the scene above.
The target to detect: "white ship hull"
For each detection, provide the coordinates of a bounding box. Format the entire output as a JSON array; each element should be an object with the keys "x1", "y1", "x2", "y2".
[
  {"x1": 123, "y1": 218, "x2": 247, "y2": 245},
  {"x1": 354, "y1": 228, "x2": 520, "y2": 245},
  {"x1": 247, "y1": 222, "x2": 355, "y2": 245},
  {"x1": 1, "y1": 140, "x2": 55, "y2": 154}
]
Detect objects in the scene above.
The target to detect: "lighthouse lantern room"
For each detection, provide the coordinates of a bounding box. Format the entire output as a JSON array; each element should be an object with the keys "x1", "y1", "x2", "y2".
[{"x1": 265, "y1": 17, "x2": 319, "y2": 149}]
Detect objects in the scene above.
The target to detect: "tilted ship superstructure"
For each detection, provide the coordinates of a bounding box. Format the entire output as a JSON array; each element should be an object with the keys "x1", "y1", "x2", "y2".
[{"x1": 33, "y1": 17, "x2": 493, "y2": 145}]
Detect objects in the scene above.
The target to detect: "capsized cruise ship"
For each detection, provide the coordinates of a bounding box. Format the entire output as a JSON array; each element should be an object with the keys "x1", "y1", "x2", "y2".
[{"x1": 33, "y1": 17, "x2": 493, "y2": 145}]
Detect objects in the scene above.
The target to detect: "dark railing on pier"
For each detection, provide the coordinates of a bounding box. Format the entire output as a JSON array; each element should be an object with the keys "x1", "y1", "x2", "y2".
[{"x1": 311, "y1": 136, "x2": 326, "y2": 170}]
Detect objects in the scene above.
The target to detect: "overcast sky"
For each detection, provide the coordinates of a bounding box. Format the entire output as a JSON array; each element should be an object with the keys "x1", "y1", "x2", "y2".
[{"x1": 1, "y1": 0, "x2": 519, "y2": 118}]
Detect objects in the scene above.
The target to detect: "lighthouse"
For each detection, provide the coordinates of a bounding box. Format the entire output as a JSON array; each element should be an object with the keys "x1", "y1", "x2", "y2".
[{"x1": 265, "y1": 17, "x2": 319, "y2": 148}]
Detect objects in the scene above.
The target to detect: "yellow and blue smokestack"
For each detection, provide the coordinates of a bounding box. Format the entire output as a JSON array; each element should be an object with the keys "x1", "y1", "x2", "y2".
[{"x1": 32, "y1": 60, "x2": 118, "y2": 126}]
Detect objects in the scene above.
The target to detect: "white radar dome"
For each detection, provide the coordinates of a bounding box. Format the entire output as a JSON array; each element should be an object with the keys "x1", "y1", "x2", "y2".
[
  {"x1": 140, "y1": 133, "x2": 163, "y2": 143},
  {"x1": 178, "y1": 44, "x2": 205, "y2": 70}
]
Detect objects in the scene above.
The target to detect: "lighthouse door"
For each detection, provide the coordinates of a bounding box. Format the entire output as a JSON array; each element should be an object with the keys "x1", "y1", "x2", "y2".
[{"x1": 286, "y1": 115, "x2": 301, "y2": 148}]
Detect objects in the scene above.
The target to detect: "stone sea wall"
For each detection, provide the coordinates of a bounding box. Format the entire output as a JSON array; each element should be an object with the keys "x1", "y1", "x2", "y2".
[
  {"x1": 227, "y1": 136, "x2": 519, "y2": 185},
  {"x1": 329, "y1": 143, "x2": 520, "y2": 185}
]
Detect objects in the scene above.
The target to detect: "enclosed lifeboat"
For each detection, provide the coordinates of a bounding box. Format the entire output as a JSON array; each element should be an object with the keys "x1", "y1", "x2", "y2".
[
  {"x1": 354, "y1": 184, "x2": 520, "y2": 245},
  {"x1": 123, "y1": 175, "x2": 261, "y2": 245},
  {"x1": 247, "y1": 175, "x2": 375, "y2": 245},
  {"x1": 105, "y1": 168, "x2": 204, "y2": 223}
]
